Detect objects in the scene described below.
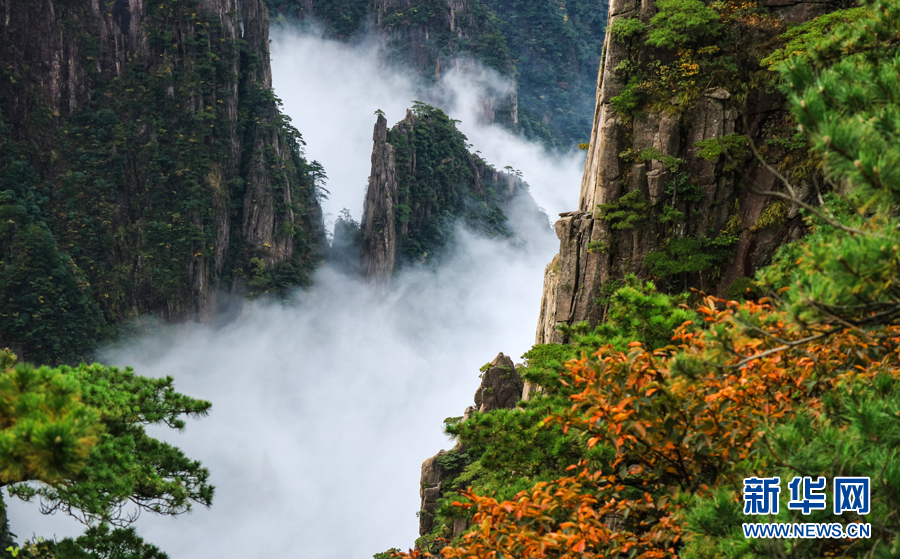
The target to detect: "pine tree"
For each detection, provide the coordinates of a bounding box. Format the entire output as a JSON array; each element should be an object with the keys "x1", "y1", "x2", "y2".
[
  {"x1": 0, "y1": 348, "x2": 212, "y2": 555},
  {"x1": 761, "y1": 0, "x2": 900, "y2": 328}
]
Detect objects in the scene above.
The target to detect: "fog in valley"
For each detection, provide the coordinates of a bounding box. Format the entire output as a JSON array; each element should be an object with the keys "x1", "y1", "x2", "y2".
[
  {"x1": 6, "y1": 24, "x2": 585, "y2": 559},
  {"x1": 268, "y1": 26, "x2": 584, "y2": 224}
]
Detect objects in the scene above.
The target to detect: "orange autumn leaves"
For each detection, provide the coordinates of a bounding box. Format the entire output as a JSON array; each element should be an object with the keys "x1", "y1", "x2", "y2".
[{"x1": 397, "y1": 297, "x2": 900, "y2": 559}]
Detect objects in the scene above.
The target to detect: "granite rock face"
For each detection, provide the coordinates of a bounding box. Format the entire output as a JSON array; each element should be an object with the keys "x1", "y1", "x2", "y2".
[
  {"x1": 361, "y1": 114, "x2": 400, "y2": 282},
  {"x1": 372, "y1": 0, "x2": 517, "y2": 126},
  {"x1": 416, "y1": 354, "x2": 526, "y2": 540},
  {"x1": 538, "y1": 0, "x2": 818, "y2": 342},
  {"x1": 418, "y1": 450, "x2": 449, "y2": 536}
]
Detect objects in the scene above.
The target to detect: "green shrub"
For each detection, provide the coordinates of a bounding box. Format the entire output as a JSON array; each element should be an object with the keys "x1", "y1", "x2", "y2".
[
  {"x1": 750, "y1": 200, "x2": 787, "y2": 231},
  {"x1": 694, "y1": 133, "x2": 748, "y2": 171},
  {"x1": 586, "y1": 240, "x2": 609, "y2": 254},
  {"x1": 597, "y1": 190, "x2": 650, "y2": 230},
  {"x1": 760, "y1": 7, "x2": 868, "y2": 68},
  {"x1": 664, "y1": 172, "x2": 704, "y2": 203},
  {"x1": 724, "y1": 276, "x2": 759, "y2": 300},
  {"x1": 609, "y1": 17, "x2": 646, "y2": 41},
  {"x1": 644, "y1": 234, "x2": 738, "y2": 279},
  {"x1": 639, "y1": 147, "x2": 683, "y2": 171},
  {"x1": 646, "y1": 0, "x2": 722, "y2": 49},
  {"x1": 609, "y1": 79, "x2": 642, "y2": 117}
]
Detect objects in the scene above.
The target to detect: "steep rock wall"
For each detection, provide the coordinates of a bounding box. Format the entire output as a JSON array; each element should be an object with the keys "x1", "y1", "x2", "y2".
[
  {"x1": 373, "y1": 0, "x2": 518, "y2": 126},
  {"x1": 406, "y1": 0, "x2": 837, "y2": 551},
  {"x1": 536, "y1": 0, "x2": 824, "y2": 343},
  {"x1": 0, "y1": 0, "x2": 324, "y2": 361},
  {"x1": 361, "y1": 114, "x2": 400, "y2": 281},
  {"x1": 266, "y1": 0, "x2": 607, "y2": 147}
]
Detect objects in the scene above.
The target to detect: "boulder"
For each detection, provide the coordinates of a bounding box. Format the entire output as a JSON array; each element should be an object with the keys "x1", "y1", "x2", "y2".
[{"x1": 474, "y1": 352, "x2": 525, "y2": 412}]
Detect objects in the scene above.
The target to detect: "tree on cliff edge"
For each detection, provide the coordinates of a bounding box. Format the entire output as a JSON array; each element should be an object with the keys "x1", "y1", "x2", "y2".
[{"x1": 0, "y1": 348, "x2": 212, "y2": 557}]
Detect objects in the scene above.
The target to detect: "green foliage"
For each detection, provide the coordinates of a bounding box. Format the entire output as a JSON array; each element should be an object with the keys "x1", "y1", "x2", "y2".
[
  {"x1": 639, "y1": 147, "x2": 683, "y2": 171},
  {"x1": 6, "y1": 362, "x2": 213, "y2": 525},
  {"x1": 721, "y1": 212, "x2": 742, "y2": 237},
  {"x1": 412, "y1": 338, "x2": 592, "y2": 550},
  {"x1": 694, "y1": 133, "x2": 748, "y2": 171},
  {"x1": 268, "y1": 0, "x2": 369, "y2": 37},
  {"x1": 479, "y1": 0, "x2": 608, "y2": 148},
  {"x1": 421, "y1": 279, "x2": 699, "y2": 546},
  {"x1": 245, "y1": 258, "x2": 313, "y2": 297},
  {"x1": 435, "y1": 450, "x2": 472, "y2": 473},
  {"x1": 597, "y1": 190, "x2": 650, "y2": 230},
  {"x1": 760, "y1": 7, "x2": 868, "y2": 68},
  {"x1": 329, "y1": 208, "x2": 362, "y2": 273},
  {"x1": 0, "y1": 349, "x2": 209, "y2": 556},
  {"x1": 609, "y1": 17, "x2": 646, "y2": 42},
  {"x1": 586, "y1": 240, "x2": 608, "y2": 254},
  {"x1": 0, "y1": 162, "x2": 106, "y2": 364},
  {"x1": 517, "y1": 343, "x2": 579, "y2": 393},
  {"x1": 646, "y1": 0, "x2": 722, "y2": 49},
  {"x1": 609, "y1": 78, "x2": 643, "y2": 118},
  {"x1": 724, "y1": 275, "x2": 759, "y2": 300},
  {"x1": 750, "y1": 200, "x2": 787, "y2": 231},
  {"x1": 683, "y1": 374, "x2": 900, "y2": 558},
  {"x1": 658, "y1": 205, "x2": 685, "y2": 224},
  {"x1": 0, "y1": 354, "x2": 102, "y2": 485},
  {"x1": 604, "y1": 0, "x2": 784, "y2": 121},
  {"x1": 373, "y1": 549, "x2": 401, "y2": 559},
  {"x1": 676, "y1": 5, "x2": 900, "y2": 554},
  {"x1": 308, "y1": 0, "x2": 608, "y2": 148},
  {"x1": 644, "y1": 234, "x2": 738, "y2": 282},
  {"x1": 397, "y1": 7, "x2": 900, "y2": 557},
  {"x1": 369, "y1": 0, "x2": 516, "y2": 81},
  {"x1": 780, "y1": 4, "x2": 900, "y2": 197},
  {"x1": 761, "y1": 0, "x2": 900, "y2": 326},
  {"x1": 0, "y1": 0, "x2": 324, "y2": 359},
  {"x1": 664, "y1": 172, "x2": 704, "y2": 204},
  {"x1": 436, "y1": 390, "x2": 614, "y2": 548},
  {"x1": 18, "y1": 525, "x2": 168, "y2": 559},
  {"x1": 587, "y1": 275, "x2": 698, "y2": 351}
]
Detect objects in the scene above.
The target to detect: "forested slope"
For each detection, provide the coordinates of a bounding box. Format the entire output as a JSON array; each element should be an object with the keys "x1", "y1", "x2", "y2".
[{"x1": 0, "y1": 0, "x2": 325, "y2": 363}]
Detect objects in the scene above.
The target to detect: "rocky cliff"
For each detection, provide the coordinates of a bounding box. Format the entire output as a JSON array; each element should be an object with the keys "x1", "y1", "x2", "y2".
[
  {"x1": 361, "y1": 114, "x2": 401, "y2": 281},
  {"x1": 536, "y1": 0, "x2": 825, "y2": 343},
  {"x1": 359, "y1": 104, "x2": 549, "y2": 282},
  {"x1": 0, "y1": 0, "x2": 324, "y2": 362},
  {"x1": 371, "y1": 0, "x2": 519, "y2": 127}
]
